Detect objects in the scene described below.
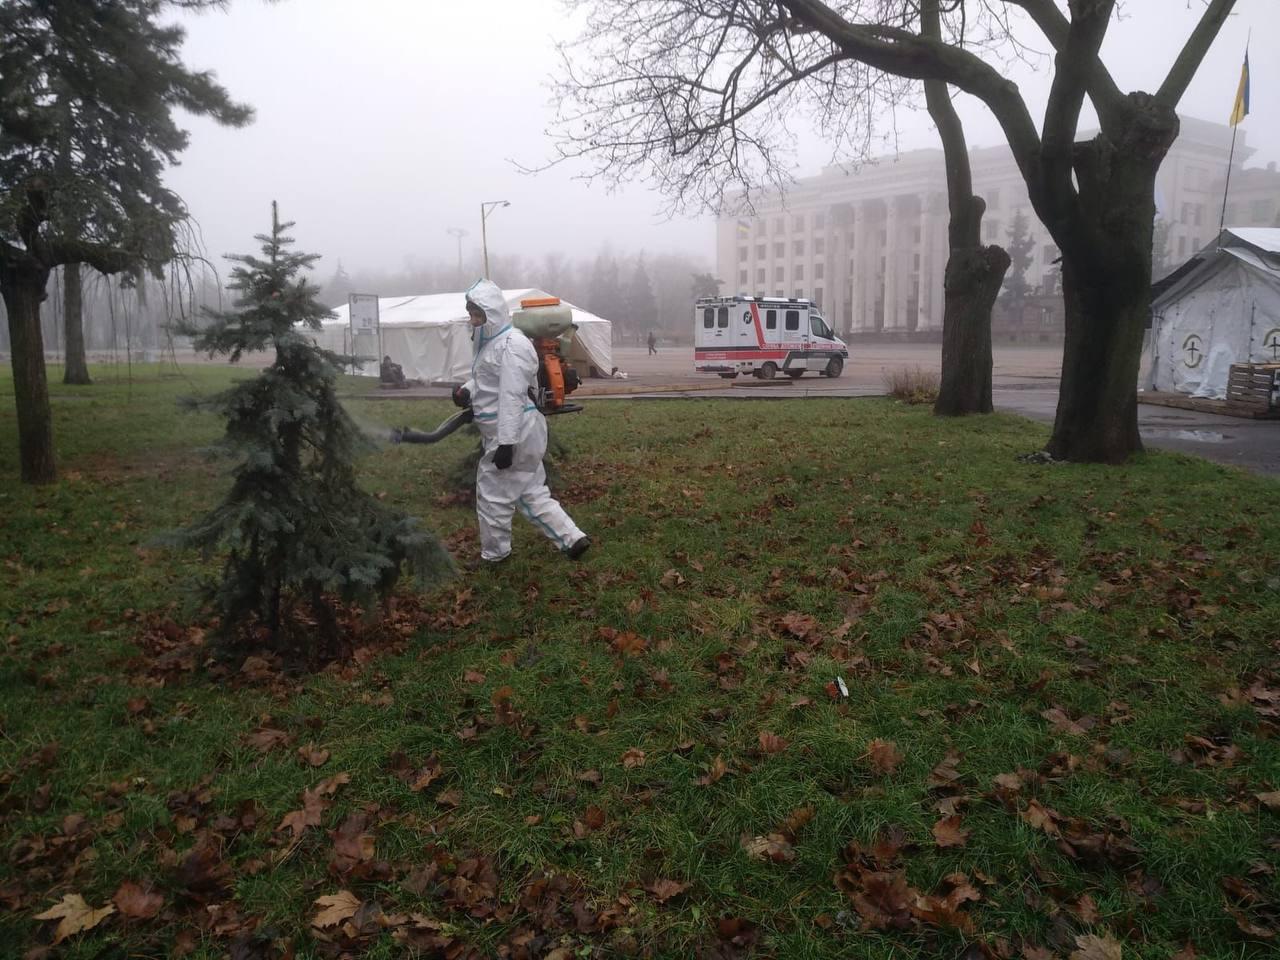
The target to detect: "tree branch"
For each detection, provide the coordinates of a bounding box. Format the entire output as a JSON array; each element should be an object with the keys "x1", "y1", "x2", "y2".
[
  {"x1": 1156, "y1": 0, "x2": 1238, "y2": 108},
  {"x1": 922, "y1": 0, "x2": 980, "y2": 248},
  {"x1": 1003, "y1": 0, "x2": 1125, "y2": 120}
]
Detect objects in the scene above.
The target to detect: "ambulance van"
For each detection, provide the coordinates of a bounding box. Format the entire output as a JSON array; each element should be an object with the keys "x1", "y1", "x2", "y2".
[{"x1": 694, "y1": 295, "x2": 848, "y2": 379}]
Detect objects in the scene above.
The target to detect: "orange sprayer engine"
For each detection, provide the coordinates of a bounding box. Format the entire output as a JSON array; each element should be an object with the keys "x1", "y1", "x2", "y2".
[{"x1": 517, "y1": 297, "x2": 583, "y2": 416}]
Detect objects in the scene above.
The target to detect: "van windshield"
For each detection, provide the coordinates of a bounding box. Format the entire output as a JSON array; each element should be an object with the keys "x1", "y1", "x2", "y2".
[{"x1": 810, "y1": 315, "x2": 834, "y2": 340}]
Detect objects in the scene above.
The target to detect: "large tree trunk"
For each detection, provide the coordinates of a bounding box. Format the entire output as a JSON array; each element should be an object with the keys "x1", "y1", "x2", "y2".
[
  {"x1": 0, "y1": 259, "x2": 57, "y2": 484},
  {"x1": 1046, "y1": 129, "x2": 1163, "y2": 463},
  {"x1": 922, "y1": 30, "x2": 1010, "y2": 418},
  {"x1": 936, "y1": 241, "x2": 1011, "y2": 416},
  {"x1": 62, "y1": 263, "x2": 92, "y2": 385}
]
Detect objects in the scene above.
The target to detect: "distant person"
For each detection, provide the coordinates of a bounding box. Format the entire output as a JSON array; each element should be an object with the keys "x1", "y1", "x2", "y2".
[
  {"x1": 647, "y1": 331, "x2": 658, "y2": 355},
  {"x1": 380, "y1": 355, "x2": 407, "y2": 387}
]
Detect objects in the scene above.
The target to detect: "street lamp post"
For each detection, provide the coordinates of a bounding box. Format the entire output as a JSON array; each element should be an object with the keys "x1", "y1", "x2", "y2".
[
  {"x1": 480, "y1": 200, "x2": 510, "y2": 278},
  {"x1": 446, "y1": 227, "x2": 467, "y2": 288}
]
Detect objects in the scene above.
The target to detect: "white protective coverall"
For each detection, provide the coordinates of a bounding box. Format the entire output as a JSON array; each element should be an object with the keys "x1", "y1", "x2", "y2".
[{"x1": 462, "y1": 280, "x2": 587, "y2": 562}]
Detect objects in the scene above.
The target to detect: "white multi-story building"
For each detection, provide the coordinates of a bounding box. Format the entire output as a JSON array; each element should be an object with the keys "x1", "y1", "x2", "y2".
[{"x1": 715, "y1": 117, "x2": 1277, "y2": 337}]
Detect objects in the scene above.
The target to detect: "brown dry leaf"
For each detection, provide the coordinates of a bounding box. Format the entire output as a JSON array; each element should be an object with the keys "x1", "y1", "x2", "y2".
[
  {"x1": 611, "y1": 631, "x2": 648, "y2": 657},
  {"x1": 1069, "y1": 932, "x2": 1122, "y2": 960},
  {"x1": 742, "y1": 833, "x2": 796, "y2": 863},
  {"x1": 1169, "y1": 945, "x2": 1197, "y2": 960},
  {"x1": 34, "y1": 894, "x2": 116, "y2": 944},
  {"x1": 1071, "y1": 893, "x2": 1100, "y2": 923},
  {"x1": 993, "y1": 771, "x2": 1023, "y2": 793},
  {"x1": 297, "y1": 743, "x2": 330, "y2": 767},
  {"x1": 781, "y1": 805, "x2": 816, "y2": 836},
  {"x1": 647, "y1": 879, "x2": 689, "y2": 903},
  {"x1": 576, "y1": 769, "x2": 603, "y2": 784},
  {"x1": 463, "y1": 669, "x2": 486, "y2": 683},
  {"x1": 583, "y1": 805, "x2": 606, "y2": 830},
  {"x1": 112, "y1": 881, "x2": 163, "y2": 919},
  {"x1": 868, "y1": 738, "x2": 903, "y2": 775},
  {"x1": 932, "y1": 816, "x2": 970, "y2": 849},
  {"x1": 1021, "y1": 947, "x2": 1056, "y2": 960},
  {"x1": 758, "y1": 731, "x2": 789, "y2": 754},
  {"x1": 1257, "y1": 791, "x2": 1280, "y2": 811},
  {"x1": 621, "y1": 748, "x2": 646, "y2": 769},
  {"x1": 660, "y1": 569, "x2": 686, "y2": 588},
  {"x1": 1020, "y1": 799, "x2": 1062, "y2": 836},
  {"x1": 779, "y1": 612, "x2": 818, "y2": 639},
  {"x1": 245, "y1": 727, "x2": 291, "y2": 752},
  {"x1": 312, "y1": 890, "x2": 362, "y2": 928},
  {"x1": 696, "y1": 755, "x2": 729, "y2": 786},
  {"x1": 1042, "y1": 707, "x2": 1092, "y2": 737}
]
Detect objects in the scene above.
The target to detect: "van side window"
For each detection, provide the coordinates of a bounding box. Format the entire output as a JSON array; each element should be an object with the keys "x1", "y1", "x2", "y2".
[
  {"x1": 810, "y1": 315, "x2": 832, "y2": 339},
  {"x1": 717, "y1": 307, "x2": 729, "y2": 328},
  {"x1": 703, "y1": 308, "x2": 713, "y2": 329},
  {"x1": 765, "y1": 309, "x2": 777, "y2": 330},
  {"x1": 785, "y1": 310, "x2": 800, "y2": 331}
]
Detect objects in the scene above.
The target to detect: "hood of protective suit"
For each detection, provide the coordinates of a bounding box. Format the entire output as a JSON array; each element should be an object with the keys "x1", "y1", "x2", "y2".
[{"x1": 465, "y1": 279, "x2": 511, "y2": 339}]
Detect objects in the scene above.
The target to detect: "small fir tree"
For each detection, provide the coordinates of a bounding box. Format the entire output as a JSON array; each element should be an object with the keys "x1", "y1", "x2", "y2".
[
  {"x1": 997, "y1": 209, "x2": 1035, "y2": 317},
  {"x1": 1152, "y1": 218, "x2": 1173, "y2": 279},
  {"x1": 173, "y1": 204, "x2": 450, "y2": 653},
  {"x1": 623, "y1": 255, "x2": 657, "y2": 334}
]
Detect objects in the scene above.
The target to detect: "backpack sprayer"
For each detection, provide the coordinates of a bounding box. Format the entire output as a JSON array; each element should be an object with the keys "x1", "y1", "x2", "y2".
[{"x1": 391, "y1": 297, "x2": 583, "y2": 445}]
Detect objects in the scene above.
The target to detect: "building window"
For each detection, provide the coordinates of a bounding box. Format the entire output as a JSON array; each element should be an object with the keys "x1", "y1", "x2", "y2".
[
  {"x1": 987, "y1": 189, "x2": 1000, "y2": 209},
  {"x1": 794, "y1": 240, "x2": 805, "y2": 256},
  {"x1": 1181, "y1": 202, "x2": 1193, "y2": 223},
  {"x1": 775, "y1": 289, "x2": 785, "y2": 297},
  {"x1": 814, "y1": 211, "x2": 826, "y2": 230},
  {"x1": 795, "y1": 265, "x2": 805, "y2": 281},
  {"x1": 793, "y1": 214, "x2": 805, "y2": 231},
  {"x1": 755, "y1": 220, "x2": 766, "y2": 235},
  {"x1": 794, "y1": 288, "x2": 805, "y2": 300},
  {"x1": 1225, "y1": 203, "x2": 1238, "y2": 223},
  {"x1": 738, "y1": 247, "x2": 747, "y2": 262},
  {"x1": 756, "y1": 244, "x2": 766, "y2": 259},
  {"x1": 1194, "y1": 204, "x2": 1203, "y2": 226},
  {"x1": 814, "y1": 238, "x2": 825, "y2": 255},
  {"x1": 1178, "y1": 236, "x2": 1187, "y2": 257},
  {"x1": 756, "y1": 267, "x2": 766, "y2": 284},
  {"x1": 775, "y1": 266, "x2": 784, "y2": 282},
  {"x1": 775, "y1": 217, "x2": 785, "y2": 233},
  {"x1": 739, "y1": 269, "x2": 748, "y2": 285},
  {"x1": 814, "y1": 287, "x2": 824, "y2": 309},
  {"x1": 913, "y1": 254, "x2": 921, "y2": 271},
  {"x1": 814, "y1": 263, "x2": 824, "y2": 280},
  {"x1": 913, "y1": 226, "x2": 922, "y2": 244},
  {"x1": 774, "y1": 242, "x2": 785, "y2": 257}
]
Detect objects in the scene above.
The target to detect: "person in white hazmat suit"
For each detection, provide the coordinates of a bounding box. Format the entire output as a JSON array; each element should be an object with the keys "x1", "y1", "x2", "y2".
[{"x1": 452, "y1": 280, "x2": 590, "y2": 564}]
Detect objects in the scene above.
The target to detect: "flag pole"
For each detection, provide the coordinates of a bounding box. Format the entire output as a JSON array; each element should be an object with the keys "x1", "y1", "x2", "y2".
[
  {"x1": 1219, "y1": 33, "x2": 1251, "y2": 241},
  {"x1": 1217, "y1": 123, "x2": 1239, "y2": 238}
]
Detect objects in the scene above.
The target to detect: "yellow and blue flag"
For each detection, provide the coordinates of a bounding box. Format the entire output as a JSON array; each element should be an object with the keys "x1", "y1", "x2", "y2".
[{"x1": 1230, "y1": 50, "x2": 1250, "y2": 126}]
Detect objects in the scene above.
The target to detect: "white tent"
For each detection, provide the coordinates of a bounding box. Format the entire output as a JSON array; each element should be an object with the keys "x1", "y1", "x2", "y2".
[
  {"x1": 316, "y1": 288, "x2": 613, "y2": 383},
  {"x1": 1146, "y1": 228, "x2": 1280, "y2": 399}
]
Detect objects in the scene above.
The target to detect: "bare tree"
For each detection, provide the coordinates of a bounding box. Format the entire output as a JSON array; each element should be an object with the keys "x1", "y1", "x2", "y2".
[{"x1": 548, "y1": 0, "x2": 1237, "y2": 462}]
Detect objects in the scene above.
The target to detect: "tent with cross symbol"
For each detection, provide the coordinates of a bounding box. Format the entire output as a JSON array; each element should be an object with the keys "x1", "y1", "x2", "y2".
[{"x1": 1147, "y1": 228, "x2": 1280, "y2": 399}]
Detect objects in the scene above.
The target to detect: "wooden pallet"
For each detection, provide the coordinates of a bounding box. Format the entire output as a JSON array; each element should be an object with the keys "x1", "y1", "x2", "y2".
[{"x1": 1226, "y1": 364, "x2": 1280, "y2": 413}]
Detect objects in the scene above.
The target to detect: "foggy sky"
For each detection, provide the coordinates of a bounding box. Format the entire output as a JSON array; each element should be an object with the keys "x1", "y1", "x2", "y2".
[{"x1": 166, "y1": 0, "x2": 1279, "y2": 278}]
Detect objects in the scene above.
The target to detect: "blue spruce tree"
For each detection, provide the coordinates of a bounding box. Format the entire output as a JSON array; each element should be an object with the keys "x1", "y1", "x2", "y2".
[{"x1": 174, "y1": 204, "x2": 450, "y2": 656}]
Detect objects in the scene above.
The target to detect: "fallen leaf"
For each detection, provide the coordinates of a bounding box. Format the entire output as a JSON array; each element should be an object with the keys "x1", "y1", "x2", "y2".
[
  {"x1": 621, "y1": 748, "x2": 646, "y2": 769},
  {"x1": 576, "y1": 769, "x2": 603, "y2": 784},
  {"x1": 463, "y1": 670, "x2": 486, "y2": 683},
  {"x1": 1257, "y1": 791, "x2": 1280, "y2": 811},
  {"x1": 647, "y1": 879, "x2": 689, "y2": 903},
  {"x1": 696, "y1": 755, "x2": 728, "y2": 786},
  {"x1": 245, "y1": 727, "x2": 291, "y2": 752},
  {"x1": 932, "y1": 816, "x2": 970, "y2": 848},
  {"x1": 742, "y1": 833, "x2": 795, "y2": 862},
  {"x1": 779, "y1": 612, "x2": 818, "y2": 639},
  {"x1": 781, "y1": 805, "x2": 816, "y2": 836},
  {"x1": 868, "y1": 738, "x2": 902, "y2": 775},
  {"x1": 1069, "y1": 932, "x2": 1122, "y2": 960},
  {"x1": 34, "y1": 894, "x2": 115, "y2": 944},
  {"x1": 112, "y1": 881, "x2": 163, "y2": 919},
  {"x1": 758, "y1": 731, "x2": 789, "y2": 754},
  {"x1": 583, "y1": 805, "x2": 606, "y2": 830},
  {"x1": 1021, "y1": 947, "x2": 1056, "y2": 960},
  {"x1": 297, "y1": 743, "x2": 330, "y2": 767},
  {"x1": 312, "y1": 890, "x2": 361, "y2": 928},
  {"x1": 1071, "y1": 892, "x2": 1100, "y2": 923}
]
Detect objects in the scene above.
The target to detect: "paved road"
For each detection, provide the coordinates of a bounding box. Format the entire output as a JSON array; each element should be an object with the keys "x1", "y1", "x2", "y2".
[{"x1": 604, "y1": 346, "x2": 1280, "y2": 477}]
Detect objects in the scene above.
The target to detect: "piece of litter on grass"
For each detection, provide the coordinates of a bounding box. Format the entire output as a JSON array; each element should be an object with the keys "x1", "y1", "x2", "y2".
[{"x1": 836, "y1": 677, "x2": 849, "y2": 698}]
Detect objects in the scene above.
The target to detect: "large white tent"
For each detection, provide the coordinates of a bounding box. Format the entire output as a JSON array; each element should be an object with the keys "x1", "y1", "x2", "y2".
[
  {"x1": 1146, "y1": 228, "x2": 1280, "y2": 399},
  {"x1": 316, "y1": 288, "x2": 613, "y2": 383}
]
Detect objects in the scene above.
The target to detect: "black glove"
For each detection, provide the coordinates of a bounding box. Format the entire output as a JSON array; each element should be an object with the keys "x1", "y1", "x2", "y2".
[
  {"x1": 493, "y1": 444, "x2": 514, "y2": 470},
  {"x1": 451, "y1": 385, "x2": 471, "y2": 408}
]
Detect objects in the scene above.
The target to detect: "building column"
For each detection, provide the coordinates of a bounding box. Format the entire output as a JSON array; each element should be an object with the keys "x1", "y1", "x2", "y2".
[
  {"x1": 919, "y1": 193, "x2": 947, "y2": 332},
  {"x1": 883, "y1": 196, "x2": 903, "y2": 330}
]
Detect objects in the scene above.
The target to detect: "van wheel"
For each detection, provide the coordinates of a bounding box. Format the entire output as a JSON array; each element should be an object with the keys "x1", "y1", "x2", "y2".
[
  {"x1": 718, "y1": 372, "x2": 737, "y2": 379},
  {"x1": 825, "y1": 357, "x2": 844, "y2": 378},
  {"x1": 757, "y1": 362, "x2": 777, "y2": 381},
  {"x1": 787, "y1": 370, "x2": 804, "y2": 379}
]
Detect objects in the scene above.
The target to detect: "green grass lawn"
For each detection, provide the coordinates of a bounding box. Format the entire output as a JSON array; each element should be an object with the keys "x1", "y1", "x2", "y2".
[{"x1": 2, "y1": 365, "x2": 1280, "y2": 959}]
